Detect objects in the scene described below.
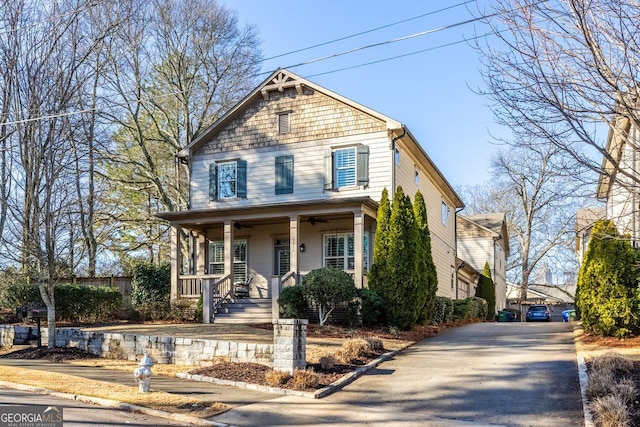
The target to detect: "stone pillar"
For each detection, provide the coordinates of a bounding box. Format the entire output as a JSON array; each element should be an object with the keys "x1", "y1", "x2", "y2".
[{"x1": 272, "y1": 319, "x2": 307, "y2": 374}]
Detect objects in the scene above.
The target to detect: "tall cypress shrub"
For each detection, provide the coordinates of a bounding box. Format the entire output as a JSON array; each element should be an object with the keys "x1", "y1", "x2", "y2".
[
  {"x1": 384, "y1": 187, "x2": 420, "y2": 329},
  {"x1": 413, "y1": 191, "x2": 438, "y2": 323},
  {"x1": 369, "y1": 188, "x2": 392, "y2": 324},
  {"x1": 475, "y1": 261, "x2": 495, "y2": 320},
  {"x1": 576, "y1": 219, "x2": 639, "y2": 337}
]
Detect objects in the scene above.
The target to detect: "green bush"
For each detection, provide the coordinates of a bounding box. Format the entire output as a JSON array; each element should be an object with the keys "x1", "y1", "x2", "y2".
[
  {"x1": 195, "y1": 293, "x2": 203, "y2": 322},
  {"x1": 475, "y1": 262, "x2": 496, "y2": 321},
  {"x1": 432, "y1": 296, "x2": 454, "y2": 324},
  {"x1": 0, "y1": 283, "x2": 121, "y2": 323},
  {"x1": 577, "y1": 220, "x2": 640, "y2": 337},
  {"x1": 0, "y1": 282, "x2": 41, "y2": 308},
  {"x1": 278, "y1": 285, "x2": 308, "y2": 319},
  {"x1": 130, "y1": 262, "x2": 171, "y2": 308},
  {"x1": 358, "y1": 287, "x2": 385, "y2": 326},
  {"x1": 453, "y1": 297, "x2": 487, "y2": 321},
  {"x1": 301, "y1": 268, "x2": 357, "y2": 326}
]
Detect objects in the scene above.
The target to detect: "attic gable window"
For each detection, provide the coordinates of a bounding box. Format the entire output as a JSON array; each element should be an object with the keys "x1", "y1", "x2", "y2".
[{"x1": 277, "y1": 112, "x2": 291, "y2": 134}]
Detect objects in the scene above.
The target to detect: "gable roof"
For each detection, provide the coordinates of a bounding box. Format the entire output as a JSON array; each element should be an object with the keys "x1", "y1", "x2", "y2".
[
  {"x1": 459, "y1": 213, "x2": 510, "y2": 256},
  {"x1": 178, "y1": 68, "x2": 403, "y2": 158},
  {"x1": 178, "y1": 68, "x2": 463, "y2": 208}
]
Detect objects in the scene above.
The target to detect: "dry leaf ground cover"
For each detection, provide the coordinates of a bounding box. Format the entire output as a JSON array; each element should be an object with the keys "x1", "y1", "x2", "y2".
[{"x1": 574, "y1": 325, "x2": 640, "y2": 426}]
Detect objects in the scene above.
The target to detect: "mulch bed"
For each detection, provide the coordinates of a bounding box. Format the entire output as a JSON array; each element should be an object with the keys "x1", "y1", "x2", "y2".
[
  {"x1": 0, "y1": 346, "x2": 100, "y2": 362},
  {"x1": 187, "y1": 357, "x2": 377, "y2": 391}
]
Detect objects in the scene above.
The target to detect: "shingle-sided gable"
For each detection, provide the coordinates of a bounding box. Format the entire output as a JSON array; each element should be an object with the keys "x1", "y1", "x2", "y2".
[{"x1": 198, "y1": 86, "x2": 387, "y2": 155}]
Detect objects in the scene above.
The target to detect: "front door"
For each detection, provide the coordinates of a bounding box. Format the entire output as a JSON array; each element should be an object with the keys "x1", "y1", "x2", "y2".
[{"x1": 274, "y1": 238, "x2": 290, "y2": 276}]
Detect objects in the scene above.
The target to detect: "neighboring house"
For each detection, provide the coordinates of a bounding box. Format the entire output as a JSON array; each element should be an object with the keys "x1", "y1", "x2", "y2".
[
  {"x1": 456, "y1": 213, "x2": 509, "y2": 314},
  {"x1": 506, "y1": 282, "x2": 576, "y2": 305},
  {"x1": 575, "y1": 207, "x2": 606, "y2": 265},
  {"x1": 506, "y1": 282, "x2": 576, "y2": 321},
  {"x1": 596, "y1": 108, "x2": 640, "y2": 247},
  {"x1": 454, "y1": 257, "x2": 480, "y2": 300},
  {"x1": 157, "y1": 69, "x2": 464, "y2": 323}
]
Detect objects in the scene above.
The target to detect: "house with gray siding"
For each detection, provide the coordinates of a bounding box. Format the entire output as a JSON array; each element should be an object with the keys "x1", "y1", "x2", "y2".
[
  {"x1": 157, "y1": 69, "x2": 464, "y2": 323},
  {"x1": 456, "y1": 213, "x2": 509, "y2": 314}
]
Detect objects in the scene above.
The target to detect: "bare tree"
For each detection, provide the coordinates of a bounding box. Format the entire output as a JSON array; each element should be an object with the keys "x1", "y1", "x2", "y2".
[
  {"x1": 0, "y1": 0, "x2": 121, "y2": 346},
  {"x1": 460, "y1": 142, "x2": 585, "y2": 299},
  {"x1": 99, "y1": 0, "x2": 262, "y2": 264},
  {"x1": 477, "y1": 0, "x2": 640, "y2": 191}
]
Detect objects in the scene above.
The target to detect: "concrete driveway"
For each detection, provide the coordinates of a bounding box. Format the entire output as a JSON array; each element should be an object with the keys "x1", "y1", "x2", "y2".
[{"x1": 211, "y1": 322, "x2": 584, "y2": 427}]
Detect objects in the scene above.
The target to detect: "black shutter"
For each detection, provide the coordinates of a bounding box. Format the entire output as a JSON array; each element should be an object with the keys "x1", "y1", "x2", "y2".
[
  {"x1": 275, "y1": 155, "x2": 294, "y2": 194},
  {"x1": 357, "y1": 144, "x2": 369, "y2": 187},
  {"x1": 237, "y1": 159, "x2": 247, "y2": 198},
  {"x1": 209, "y1": 163, "x2": 217, "y2": 201}
]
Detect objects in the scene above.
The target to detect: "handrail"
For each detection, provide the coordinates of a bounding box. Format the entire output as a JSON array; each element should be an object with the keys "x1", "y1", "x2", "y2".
[
  {"x1": 280, "y1": 271, "x2": 298, "y2": 289},
  {"x1": 211, "y1": 275, "x2": 233, "y2": 316}
]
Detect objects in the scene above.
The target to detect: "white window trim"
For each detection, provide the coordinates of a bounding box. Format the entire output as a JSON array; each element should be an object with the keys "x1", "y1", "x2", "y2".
[
  {"x1": 334, "y1": 147, "x2": 357, "y2": 189},
  {"x1": 218, "y1": 161, "x2": 238, "y2": 199}
]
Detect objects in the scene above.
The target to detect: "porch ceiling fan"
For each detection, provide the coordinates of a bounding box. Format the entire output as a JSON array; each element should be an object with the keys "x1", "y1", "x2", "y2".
[
  {"x1": 307, "y1": 217, "x2": 329, "y2": 225},
  {"x1": 234, "y1": 222, "x2": 254, "y2": 230}
]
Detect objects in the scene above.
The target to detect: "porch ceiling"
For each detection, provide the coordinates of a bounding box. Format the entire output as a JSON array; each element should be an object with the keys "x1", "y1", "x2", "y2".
[{"x1": 156, "y1": 197, "x2": 378, "y2": 231}]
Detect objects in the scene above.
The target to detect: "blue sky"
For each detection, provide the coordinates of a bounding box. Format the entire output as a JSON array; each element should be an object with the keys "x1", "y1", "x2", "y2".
[{"x1": 223, "y1": 0, "x2": 509, "y2": 188}]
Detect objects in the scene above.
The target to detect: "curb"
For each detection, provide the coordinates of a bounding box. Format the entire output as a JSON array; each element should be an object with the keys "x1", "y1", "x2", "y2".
[
  {"x1": 0, "y1": 380, "x2": 228, "y2": 427},
  {"x1": 177, "y1": 349, "x2": 399, "y2": 399},
  {"x1": 571, "y1": 323, "x2": 595, "y2": 427}
]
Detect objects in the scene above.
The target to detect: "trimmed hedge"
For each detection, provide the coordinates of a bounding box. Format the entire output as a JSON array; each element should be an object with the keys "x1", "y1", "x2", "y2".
[
  {"x1": 453, "y1": 297, "x2": 487, "y2": 321},
  {"x1": 433, "y1": 296, "x2": 454, "y2": 324},
  {"x1": 0, "y1": 283, "x2": 121, "y2": 322}
]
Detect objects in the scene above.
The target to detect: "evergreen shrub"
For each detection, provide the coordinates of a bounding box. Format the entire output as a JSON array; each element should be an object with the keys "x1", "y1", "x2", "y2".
[
  {"x1": 130, "y1": 262, "x2": 171, "y2": 308},
  {"x1": 278, "y1": 285, "x2": 308, "y2": 319},
  {"x1": 433, "y1": 296, "x2": 454, "y2": 324}
]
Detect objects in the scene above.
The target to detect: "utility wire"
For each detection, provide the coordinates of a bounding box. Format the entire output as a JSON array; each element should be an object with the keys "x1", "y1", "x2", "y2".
[
  {"x1": 305, "y1": 31, "x2": 498, "y2": 78},
  {"x1": 0, "y1": 3, "x2": 514, "y2": 127},
  {"x1": 258, "y1": 5, "x2": 503, "y2": 76},
  {"x1": 263, "y1": 0, "x2": 476, "y2": 61}
]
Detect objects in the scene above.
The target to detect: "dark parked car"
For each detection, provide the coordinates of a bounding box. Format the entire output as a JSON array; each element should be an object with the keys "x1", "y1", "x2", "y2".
[{"x1": 526, "y1": 305, "x2": 551, "y2": 322}]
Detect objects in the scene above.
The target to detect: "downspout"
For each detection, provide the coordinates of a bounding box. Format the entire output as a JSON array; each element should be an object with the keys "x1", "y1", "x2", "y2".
[
  {"x1": 454, "y1": 206, "x2": 464, "y2": 299},
  {"x1": 391, "y1": 127, "x2": 406, "y2": 192}
]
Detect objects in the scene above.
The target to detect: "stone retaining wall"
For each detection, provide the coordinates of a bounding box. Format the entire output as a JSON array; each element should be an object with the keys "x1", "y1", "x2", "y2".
[{"x1": 0, "y1": 326, "x2": 273, "y2": 366}]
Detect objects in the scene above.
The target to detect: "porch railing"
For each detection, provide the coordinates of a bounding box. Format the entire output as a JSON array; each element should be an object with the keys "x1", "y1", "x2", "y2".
[{"x1": 178, "y1": 274, "x2": 222, "y2": 298}]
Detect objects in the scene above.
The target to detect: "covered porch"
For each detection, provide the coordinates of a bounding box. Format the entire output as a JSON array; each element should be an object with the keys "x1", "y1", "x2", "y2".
[{"x1": 157, "y1": 198, "x2": 378, "y2": 323}]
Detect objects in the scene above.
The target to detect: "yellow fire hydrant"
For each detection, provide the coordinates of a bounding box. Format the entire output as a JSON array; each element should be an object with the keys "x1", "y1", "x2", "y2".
[{"x1": 133, "y1": 353, "x2": 153, "y2": 393}]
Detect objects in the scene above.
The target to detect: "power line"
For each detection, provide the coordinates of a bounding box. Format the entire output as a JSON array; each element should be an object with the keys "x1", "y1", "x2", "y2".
[
  {"x1": 304, "y1": 31, "x2": 498, "y2": 79},
  {"x1": 262, "y1": 0, "x2": 476, "y2": 61},
  {"x1": 258, "y1": 5, "x2": 502, "y2": 76},
  {"x1": 0, "y1": 3, "x2": 508, "y2": 127}
]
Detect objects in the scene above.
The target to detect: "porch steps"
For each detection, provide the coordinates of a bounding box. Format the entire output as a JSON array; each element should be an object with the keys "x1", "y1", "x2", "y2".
[{"x1": 213, "y1": 298, "x2": 273, "y2": 324}]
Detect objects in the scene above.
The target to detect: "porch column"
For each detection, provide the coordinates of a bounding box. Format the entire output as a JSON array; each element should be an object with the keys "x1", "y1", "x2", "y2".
[
  {"x1": 289, "y1": 216, "x2": 300, "y2": 275},
  {"x1": 224, "y1": 221, "x2": 234, "y2": 283},
  {"x1": 170, "y1": 225, "x2": 181, "y2": 301},
  {"x1": 353, "y1": 211, "x2": 364, "y2": 288},
  {"x1": 195, "y1": 233, "x2": 207, "y2": 274}
]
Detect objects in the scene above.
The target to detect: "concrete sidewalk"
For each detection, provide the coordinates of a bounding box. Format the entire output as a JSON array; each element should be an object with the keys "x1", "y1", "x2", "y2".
[{"x1": 0, "y1": 358, "x2": 274, "y2": 409}]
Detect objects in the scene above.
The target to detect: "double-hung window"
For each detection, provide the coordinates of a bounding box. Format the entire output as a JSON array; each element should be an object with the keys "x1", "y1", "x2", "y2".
[
  {"x1": 208, "y1": 240, "x2": 248, "y2": 284},
  {"x1": 209, "y1": 159, "x2": 247, "y2": 200},
  {"x1": 324, "y1": 144, "x2": 369, "y2": 190},
  {"x1": 324, "y1": 233, "x2": 355, "y2": 270}
]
